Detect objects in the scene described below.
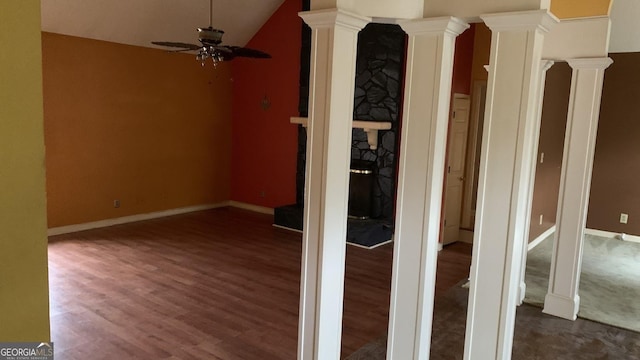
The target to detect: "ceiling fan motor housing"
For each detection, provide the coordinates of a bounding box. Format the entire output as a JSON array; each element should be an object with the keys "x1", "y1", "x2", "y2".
[{"x1": 198, "y1": 27, "x2": 224, "y2": 45}]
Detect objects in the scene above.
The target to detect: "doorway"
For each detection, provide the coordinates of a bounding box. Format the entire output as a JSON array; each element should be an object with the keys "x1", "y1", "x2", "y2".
[{"x1": 443, "y1": 93, "x2": 471, "y2": 245}]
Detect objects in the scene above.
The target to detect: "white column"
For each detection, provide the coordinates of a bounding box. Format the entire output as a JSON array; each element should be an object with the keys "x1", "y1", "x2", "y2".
[
  {"x1": 387, "y1": 17, "x2": 468, "y2": 360},
  {"x1": 297, "y1": 9, "x2": 369, "y2": 360},
  {"x1": 518, "y1": 59, "x2": 555, "y2": 305},
  {"x1": 543, "y1": 57, "x2": 612, "y2": 320},
  {"x1": 464, "y1": 11, "x2": 557, "y2": 360}
]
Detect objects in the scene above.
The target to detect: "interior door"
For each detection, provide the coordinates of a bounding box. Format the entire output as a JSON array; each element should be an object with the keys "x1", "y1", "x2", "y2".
[{"x1": 443, "y1": 95, "x2": 471, "y2": 245}]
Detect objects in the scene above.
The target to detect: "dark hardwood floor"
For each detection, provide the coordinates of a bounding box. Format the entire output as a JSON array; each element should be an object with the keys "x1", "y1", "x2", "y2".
[{"x1": 48, "y1": 207, "x2": 472, "y2": 359}]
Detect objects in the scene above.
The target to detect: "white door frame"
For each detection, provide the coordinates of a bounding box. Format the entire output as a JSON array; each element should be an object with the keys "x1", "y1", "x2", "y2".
[{"x1": 461, "y1": 81, "x2": 487, "y2": 230}]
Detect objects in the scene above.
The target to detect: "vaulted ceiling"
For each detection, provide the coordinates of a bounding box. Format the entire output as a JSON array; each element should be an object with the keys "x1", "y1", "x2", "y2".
[
  {"x1": 41, "y1": 0, "x2": 285, "y2": 49},
  {"x1": 41, "y1": 0, "x2": 640, "y2": 53}
]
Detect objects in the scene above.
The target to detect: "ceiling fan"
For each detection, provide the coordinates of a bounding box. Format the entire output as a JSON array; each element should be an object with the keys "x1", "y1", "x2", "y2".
[{"x1": 152, "y1": 0, "x2": 271, "y2": 66}]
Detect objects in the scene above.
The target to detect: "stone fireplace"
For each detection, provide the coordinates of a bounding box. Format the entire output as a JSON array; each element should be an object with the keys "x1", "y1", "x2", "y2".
[{"x1": 274, "y1": 10, "x2": 405, "y2": 248}]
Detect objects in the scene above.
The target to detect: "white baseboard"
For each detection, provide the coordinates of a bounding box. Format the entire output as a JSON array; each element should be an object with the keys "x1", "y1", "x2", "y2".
[
  {"x1": 47, "y1": 202, "x2": 229, "y2": 236},
  {"x1": 585, "y1": 228, "x2": 640, "y2": 244},
  {"x1": 347, "y1": 239, "x2": 393, "y2": 249},
  {"x1": 542, "y1": 293, "x2": 579, "y2": 321},
  {"x1": 528, "y1": 225, "x2": 556, "y2": 251},
  {"x1": 228, "y1": 201, "x2": 274, "y2": 215}
]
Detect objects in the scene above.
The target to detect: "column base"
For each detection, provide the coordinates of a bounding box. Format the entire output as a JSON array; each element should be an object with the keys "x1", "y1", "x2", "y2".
[
  {"x1": 543, "y1": 293, "x2": 580, "y2": 320},
  {"x1": 517, "y1": 282, "x2": 526, "y2": 306}
]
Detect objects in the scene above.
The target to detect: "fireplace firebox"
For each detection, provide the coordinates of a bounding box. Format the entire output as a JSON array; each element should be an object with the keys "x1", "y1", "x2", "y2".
[{"x1": 348, "y1": 160, "x2": 375, "y2": 219}]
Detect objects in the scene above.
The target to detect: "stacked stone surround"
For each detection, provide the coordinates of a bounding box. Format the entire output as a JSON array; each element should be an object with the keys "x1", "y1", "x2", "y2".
[
  {"x1": 281, "y1": 3, "x2": 405, "y2": 228},
  {"x1": 351, "y1": 23, "x2": 405, "y2": 220}
]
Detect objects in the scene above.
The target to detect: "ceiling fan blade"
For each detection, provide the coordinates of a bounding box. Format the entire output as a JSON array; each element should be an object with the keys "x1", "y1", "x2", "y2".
[
  {"x1": 151, "y1": 41, "x2": 202, "y2": 51},
  {"x1": 227, "y1": 46, "x2": 272, "y2": 59}
]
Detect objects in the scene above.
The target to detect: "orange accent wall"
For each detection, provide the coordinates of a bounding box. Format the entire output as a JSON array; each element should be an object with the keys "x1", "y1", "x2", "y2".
[
  {"x1": 43, "y1": 32, "x2": 232, "y2": 228},
  {"x1": 550, "y1": 0, "x2": 611, "y2": 18},
  {"x1": 231, "y1": 0, "x2": 302, "y2": 208}
]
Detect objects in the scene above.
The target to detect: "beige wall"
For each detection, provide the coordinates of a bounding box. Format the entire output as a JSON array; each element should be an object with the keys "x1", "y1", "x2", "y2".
[
  {"x1": 0, "y1": 0, "x2": 51, "y2": 341},
  {"x1": 43, "y1": 33, "x2": 233, "y2": 228}
]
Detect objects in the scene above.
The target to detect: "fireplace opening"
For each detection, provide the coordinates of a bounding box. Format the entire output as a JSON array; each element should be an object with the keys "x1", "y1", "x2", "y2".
[{"x1": 348, "y1": 160, "x2": 375, "y2": 220}]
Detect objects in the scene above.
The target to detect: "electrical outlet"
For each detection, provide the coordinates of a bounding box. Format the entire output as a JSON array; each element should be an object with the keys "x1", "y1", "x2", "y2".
[
  {"x1": 540, "y1": 152, "x2": 545, "y2": 164},
  {"x1": 114, "y1": 200, "x2": 120, "y2": 208},
  {"x1": 539, "y1": 214, "x2": 543, "y2": 225},
  {"x1": 620, "y1": 213, "x2": 628, "y2": 224}
]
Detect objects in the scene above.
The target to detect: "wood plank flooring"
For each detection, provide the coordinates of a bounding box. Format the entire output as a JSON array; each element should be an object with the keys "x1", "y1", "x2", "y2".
[{"x1": 48, "y1": 207, "x2": 472, "y2": 359}]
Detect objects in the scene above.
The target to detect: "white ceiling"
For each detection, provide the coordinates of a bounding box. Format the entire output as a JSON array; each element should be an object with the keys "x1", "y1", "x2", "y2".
[
  {"x1": 41, "y1": 0, "x2": 640, "y2": 54},
  {"x1": 41, "y1": 0, "x2": 285, "y2": 49},
  {"x1": 609, "y1": 0, "x2": 640, "y2": 53}
]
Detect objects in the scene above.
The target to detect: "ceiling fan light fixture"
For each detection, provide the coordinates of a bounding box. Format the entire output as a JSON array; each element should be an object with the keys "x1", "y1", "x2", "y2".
[
  {"x1": 196, "y1": 47, "x2": 227, "y2": 67},
  {"x1": 197, "y1": 27, "x2": 224, "y2": 45},
  {"x1": 151, "y1": 0, "x2": 270, "y2": 67}
]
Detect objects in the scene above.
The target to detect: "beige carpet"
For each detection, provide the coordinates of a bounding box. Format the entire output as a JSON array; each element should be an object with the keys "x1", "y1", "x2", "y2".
[{"x1": 524, "y1": 233, "x2": 640, "y2": 333}]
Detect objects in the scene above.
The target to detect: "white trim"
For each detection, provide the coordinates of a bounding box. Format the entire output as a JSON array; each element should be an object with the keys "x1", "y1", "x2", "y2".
[
  {"x1": 400, "y1": 16, "x2": 469, "y2": 37},
  {"x1": 228, "y1": 201, "x2": 274, "y2": 215},
  {"x1": 296, "y1": 13, "x2": 364, "y2": 359},
  {"x1": 544, "y1": 60, "x2": 612, "y2": 322},
  {"x1": 387, "y1": 17, "x2": 465, "y2": 359},
  {"x1": 47, "y1": 202, "x2": 229, "y2": 236},
  {"x1": 568, "y1": 57, "x2": 613, "y2": 70},
  {"x1": 543, "y1": 292, "x2": 580, "y2": 321},
  {"x1": 347, "y1": 239, "x2": 393, "y2": 249},
  {"x1": 528, "y1": 225, "x2": 556, "y2": 251},
  {"x1": 299, "y1": 9, "x2": 370, "y2": 31},
  {"x1": 585, "y1": 228, "x2": 640, "y2": 244},
  {"x1": 461, "y1": 80, "x2": 487, "y2": 230},
  {"x1": 481, "y1": 10, "x2": 559, "y2": 33},
  {"x1": 272, "y1": 224, "x2": 304, "y2": 233}
]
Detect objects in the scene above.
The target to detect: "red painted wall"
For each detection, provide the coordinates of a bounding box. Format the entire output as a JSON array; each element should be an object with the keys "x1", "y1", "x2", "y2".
[
  {"x1": 451, "y1": 24, "x2": 475, "y2": 96},
  {"x1": 231, "y1": 0, "x2": 302, "y2": 208}
]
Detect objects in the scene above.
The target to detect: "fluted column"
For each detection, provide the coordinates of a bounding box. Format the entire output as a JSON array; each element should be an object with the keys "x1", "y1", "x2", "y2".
[
  {"x1": 543, "y1": 57, "x2": 613, "y2": 320},
  {"x1": 387, "y1": 17, "x2": 468, "y2": 360},
  {"x1": 464, "y1": 10, "x2": 558, "y2": 359},
  {"x1": 296, "y1": 9, "x2": 369, "y2": 360}
]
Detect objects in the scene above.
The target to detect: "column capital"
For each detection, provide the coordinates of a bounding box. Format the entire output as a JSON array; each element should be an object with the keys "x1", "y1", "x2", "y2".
[
  {"x1": 299, "y1": 9, "x2": 370, "y2": 31},
  {"x1": 400, "y1": 16, "x2": 469, "y2": 37},
  {"x1": 567, "y1": 57, "x2": 613, "y2": 70},
  {"x1": 542, "y1": 59, "x2": 555, "y2": 72},
  {"x1": 481, "y1": 9, "x2": 559, "y2": 33}
]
